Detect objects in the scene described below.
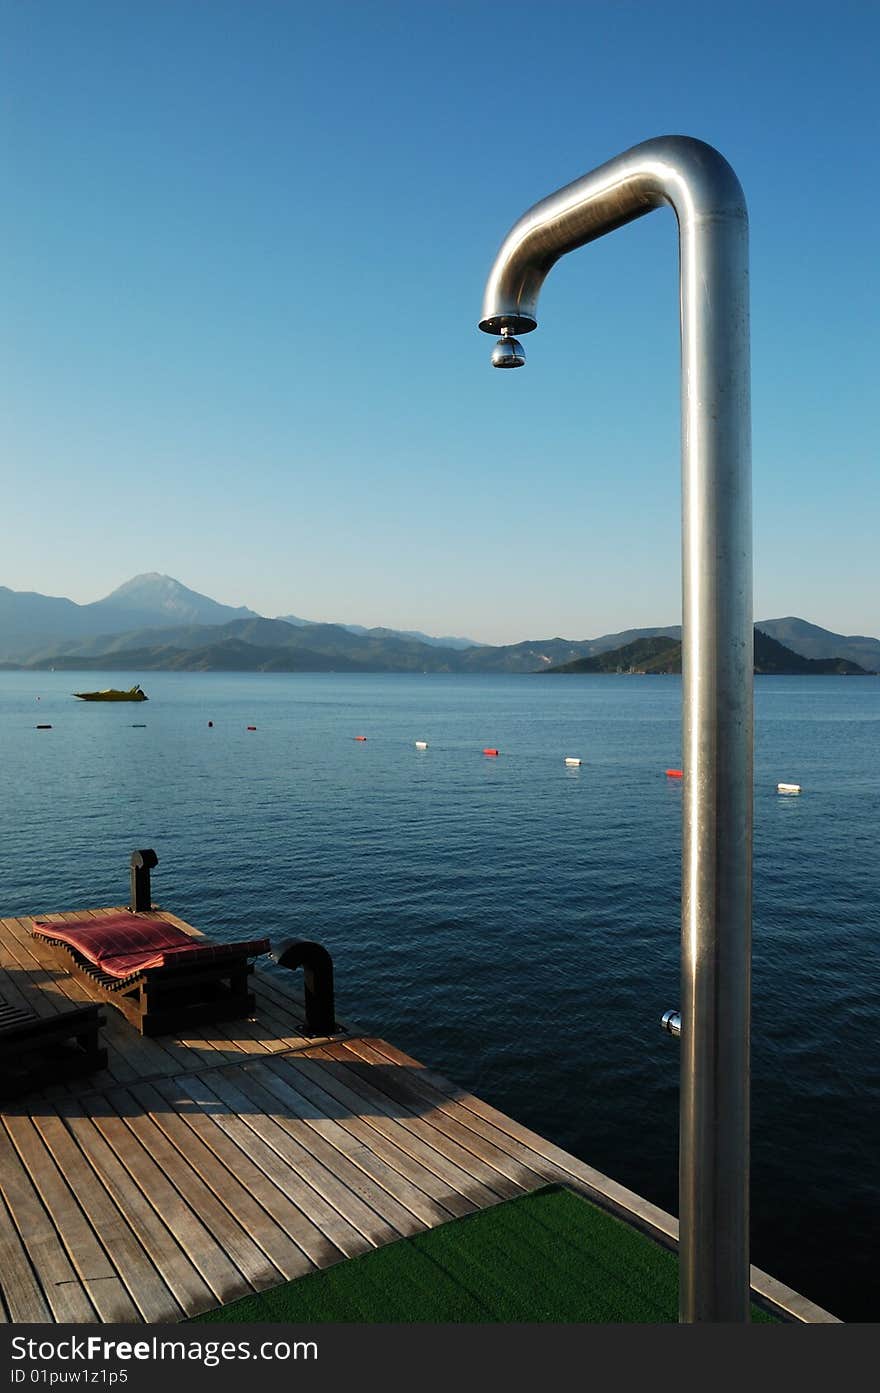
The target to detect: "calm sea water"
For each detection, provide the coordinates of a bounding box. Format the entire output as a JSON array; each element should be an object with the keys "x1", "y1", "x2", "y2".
[{"x1": 1, "y1": 670, "x2": 878, "y2": 1321}]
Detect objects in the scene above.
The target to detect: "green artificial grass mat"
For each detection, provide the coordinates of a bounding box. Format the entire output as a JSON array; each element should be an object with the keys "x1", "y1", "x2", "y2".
[{"x1": 190, "y1": 1185, "x2": 777, "y2": 1324}]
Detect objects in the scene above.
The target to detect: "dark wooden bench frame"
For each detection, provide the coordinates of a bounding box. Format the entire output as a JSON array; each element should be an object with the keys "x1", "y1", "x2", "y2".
[
  {"x1": 0, "y1": 992, "x2": 106, "y2": 1100},
  {"x1": 35, "y1": 934, "x2": 260, "y2": 1036}
]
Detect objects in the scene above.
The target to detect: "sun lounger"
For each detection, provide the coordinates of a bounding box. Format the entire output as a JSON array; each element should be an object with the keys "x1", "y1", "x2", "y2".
[
  {"x1": 0, "y1": 989, "x2": 106, "y2": 1100},
  {"x1": 31, "y1": 914, "x2": 271, "y2": 1036}
]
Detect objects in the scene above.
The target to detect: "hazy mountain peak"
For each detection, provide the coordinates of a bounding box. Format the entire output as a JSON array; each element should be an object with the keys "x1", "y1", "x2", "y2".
[
  {"x1": 95, "y1": 573, "x2": 259, "y2": 624},
  {"x1": 103, "y1": 571, "x2": 169, "y2": 596}
]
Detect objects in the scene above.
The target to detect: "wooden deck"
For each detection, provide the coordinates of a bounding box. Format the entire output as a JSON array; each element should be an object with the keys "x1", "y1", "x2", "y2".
[{"x1": 0, "y1": 907, "x2": 838, "y2": 1324}]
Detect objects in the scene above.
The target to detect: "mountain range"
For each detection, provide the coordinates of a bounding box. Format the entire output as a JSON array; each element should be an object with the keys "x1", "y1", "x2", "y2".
[
  {"x1": 0, "y1": 573, "x2": 877, "y2": 674},
  {"x1": 545, "y1": 632, "x2": 871, "y2": 676}
]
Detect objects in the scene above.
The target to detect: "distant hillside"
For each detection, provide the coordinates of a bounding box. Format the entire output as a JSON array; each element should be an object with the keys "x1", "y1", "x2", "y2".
[
  {"x1": 545, "y1": 630, "x2": 871, "y2": 676},
  {"x1": 0, "y1": 585, "x2": 98, "y2": 657},
  {"x1": 277, "y1": 615, "x2": 479, "y2": 650},
  {"x1": 26, "y1": 617, "x2": 470, "y2": 674},
  {"x1": 17, "y1": 621, "x2": 878, "y2": 676},
  {"x1": 544, "y1": 636, "x2": 684, "y2": 674},
  {"x1": 16, "y1": 612, "x2": 681, "y2": 675},
  {"x1": 753, "y1": 629, "x2": 870, "y2": 673},
  {"x1": 756, "y1": 617, "x2": 880, "y2": 673},
  {"x1": 38, "y1": 638, "x2": 366, "y2": 673}
]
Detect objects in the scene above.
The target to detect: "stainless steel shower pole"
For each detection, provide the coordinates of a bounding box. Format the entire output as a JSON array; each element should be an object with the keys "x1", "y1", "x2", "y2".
[{"x1": 478, "y1": 137, "x2": 753, "y2": 1322}]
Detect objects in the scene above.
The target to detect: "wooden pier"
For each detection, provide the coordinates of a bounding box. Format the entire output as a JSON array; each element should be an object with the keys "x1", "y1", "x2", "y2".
[{"x1": 0, "y1": 906, "x2": 837, "y2": 1324}]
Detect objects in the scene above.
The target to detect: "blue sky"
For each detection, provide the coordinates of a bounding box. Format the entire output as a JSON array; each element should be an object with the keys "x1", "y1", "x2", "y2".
[{"x1": 3, "y1": 0, "x2": 877, "y2": 644}]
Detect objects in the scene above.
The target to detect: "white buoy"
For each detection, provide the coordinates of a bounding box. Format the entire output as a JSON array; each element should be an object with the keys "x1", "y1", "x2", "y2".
[
  {"x1": 564, "y1": 757, "x2": 582, "y2": 766},
  {"x1": 777, "y1": 782, "x2": 801, "y2": 795},
  {"x1": 415, "y1": 740, "x2": 428, "y2": 749}
]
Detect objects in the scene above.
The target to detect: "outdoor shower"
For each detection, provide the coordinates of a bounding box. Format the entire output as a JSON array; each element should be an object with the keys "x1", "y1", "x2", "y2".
[{"x1": 479, "y1": 136, "x2": 753, "y2": 1323}]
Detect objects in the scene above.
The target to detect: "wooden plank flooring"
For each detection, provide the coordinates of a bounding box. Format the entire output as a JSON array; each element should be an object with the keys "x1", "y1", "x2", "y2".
[{"x1": 0, "y1": 908, "x2": 839, "y2": 1324}]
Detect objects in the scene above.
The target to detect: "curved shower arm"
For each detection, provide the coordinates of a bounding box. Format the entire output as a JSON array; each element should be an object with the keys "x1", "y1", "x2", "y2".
[{"x1": 479, "y1": 135, "x2": 747, "y2": 336}]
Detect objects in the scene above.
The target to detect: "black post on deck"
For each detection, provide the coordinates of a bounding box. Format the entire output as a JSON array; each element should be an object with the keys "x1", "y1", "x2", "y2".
[
  {"x1": 129, "y1": 849, "x2": 158, "y2": 912},
  {"x1": 275, "y1": 940, "x2": 336, "y2": 1036}
]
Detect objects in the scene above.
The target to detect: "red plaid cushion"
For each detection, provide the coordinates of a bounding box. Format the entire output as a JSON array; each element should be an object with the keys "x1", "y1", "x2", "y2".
[{"x1": 32, "y1": 913, "x2": 270, "y2": 979}]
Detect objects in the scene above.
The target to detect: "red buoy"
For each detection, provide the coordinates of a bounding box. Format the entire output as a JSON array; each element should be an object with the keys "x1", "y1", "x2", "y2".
[
  {"x1": 483, "y1": 748, "x2": 500, "y2": 757},
  {"x1": 354, "y1": 735, "x2": 367, "y2": 741},
  {"x1": 665, "y1": 768, "x2": 683, "y2": 778}
]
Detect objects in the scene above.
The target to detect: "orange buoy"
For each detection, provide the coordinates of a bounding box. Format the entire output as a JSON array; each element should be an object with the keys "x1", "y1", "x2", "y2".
[
  {"x1": 483, "y1": 748, "x2": 500, "y2": 757},
  {"x1": 665, "y1": 768, "x2": 683, "y2": 778},
  {"x1": 354, "y1": 735, "x2": 367, "y2": 741}
]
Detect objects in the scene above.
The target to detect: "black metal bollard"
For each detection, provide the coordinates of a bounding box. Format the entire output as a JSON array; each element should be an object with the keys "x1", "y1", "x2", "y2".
[
  {"x1": 129, "y1": 849, "x2": 158, "y2": 912},
  {"x1": 274, "y1": 940, "x2": 336, "y2": 1036}
]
